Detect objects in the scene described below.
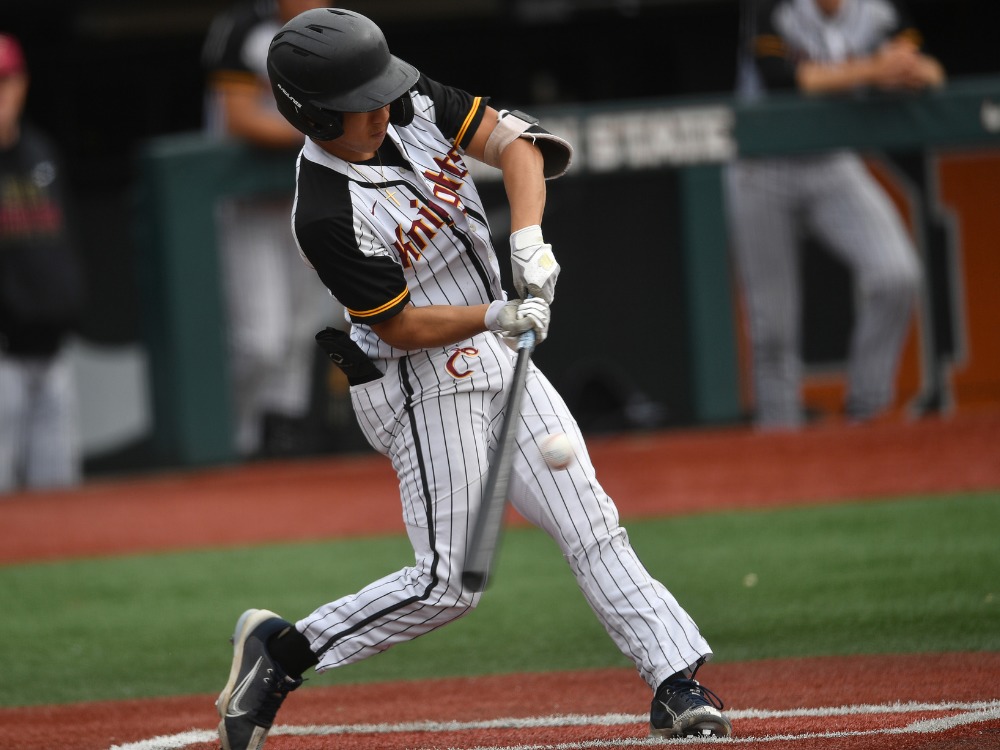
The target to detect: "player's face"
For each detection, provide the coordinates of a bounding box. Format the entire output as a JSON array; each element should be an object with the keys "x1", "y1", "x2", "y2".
[
  {"x1": 0, "y1": 73, "x2": 27, "y2": 138},
  {"x1": 321, "y1": 106, "x2": 391, "y2": 162}
]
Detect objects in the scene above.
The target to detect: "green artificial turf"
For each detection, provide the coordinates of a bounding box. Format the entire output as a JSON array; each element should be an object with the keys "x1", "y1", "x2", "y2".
[{"x1": 1, "y1": 492, "x2": 997, "y2": 707}]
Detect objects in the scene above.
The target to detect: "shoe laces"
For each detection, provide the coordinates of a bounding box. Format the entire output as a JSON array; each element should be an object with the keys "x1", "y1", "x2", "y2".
[
  {"x1": 660, "y1": 678, "x2": 725, "y2": 711},
  {"x1": 255, "y1": 674, "x2": 302, "y2": 725}
]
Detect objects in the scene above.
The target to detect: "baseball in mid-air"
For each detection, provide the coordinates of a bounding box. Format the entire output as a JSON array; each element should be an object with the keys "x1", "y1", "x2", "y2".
[{"x1": 540, "y1": 432, "x2": 575, "y2": 471}]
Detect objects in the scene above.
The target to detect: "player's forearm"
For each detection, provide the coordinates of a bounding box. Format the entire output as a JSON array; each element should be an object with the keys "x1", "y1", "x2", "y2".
[
  {"x1": 499, "y1": 138, "x2": 546, "y2": 232},
  {"x1": 225, "y1": 110, "x2": 305, "y2": 149},
  {"x1": 797, "y1": 50, "x2": 946, "y2": 94},
  {"x1": 371, "y1": 304, "x2": 492, "y2": 350},
  {"x1": 915, "y1": 55, "x2": 946, "y2": 88},
  {"x1": 796, "y1": 58, "x2": 880, "y2": 94},
  {"x1": 220, "y1": 87, "x2": 305, "y2": 149}
]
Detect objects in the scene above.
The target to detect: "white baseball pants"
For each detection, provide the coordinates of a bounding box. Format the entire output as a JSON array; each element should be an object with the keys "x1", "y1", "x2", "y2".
[
  {"x1": 297, "y1": 332, "x2": 711, "y2": 690},
  {"x1": 215, "y1": 196, "x2": 339, "y2": 455},
  {"x1": 726, "y1": 152, "x2": 921, "y2": 427},
  {"x1": 0, "y1": 350, "x2": 81, "y2": 492}
]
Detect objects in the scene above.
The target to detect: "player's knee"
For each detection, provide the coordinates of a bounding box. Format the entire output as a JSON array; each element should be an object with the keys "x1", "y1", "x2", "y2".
[
  {"x1": 749, "y1": 307, "x2": 797, "y2": 352},
  {"x1": 444, "y1": 569, "x2": 481, "y2": 612},
  {"x1": 865, "y1": 262, "x2": 921, "y2": 307},
  {"x1": 421, "y1": 556, "x2": 481, "y2": 613},
  {"x1": 755, "y1": 330, "x2": 795, "y2": 366},
  {"x1": 234, "y1": 330, "x2": 287, "y2": 369},
  {"x1": 564, "y1": 525, "x2": 630, "y2": 565},
  {"x1": 452, "y1": 585, "x2": 480, "y2": 613}
]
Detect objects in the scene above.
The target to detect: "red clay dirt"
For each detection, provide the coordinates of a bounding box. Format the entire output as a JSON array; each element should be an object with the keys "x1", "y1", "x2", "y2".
[
  {"x1": 2, "y1": 408, "x2": 999, "y2": 564},
  {"x1": 2, "y1": 654, "x2": 998, "y2": 750},
  {"x1": 1, "y1": 407, "x2": 998, "y2": 749}
]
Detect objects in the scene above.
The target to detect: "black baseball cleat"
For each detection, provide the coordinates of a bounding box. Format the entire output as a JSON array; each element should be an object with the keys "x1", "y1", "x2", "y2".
[
  {"x1": 216, "y1": 609, "x2": 303, "y2": 750},
  {"x1": 649, "y1": 676, "x2": 733, "y2": 738}
]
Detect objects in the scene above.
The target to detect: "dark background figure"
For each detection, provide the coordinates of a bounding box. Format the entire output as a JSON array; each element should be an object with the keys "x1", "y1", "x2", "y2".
[{"x1": 0, "y1": 32, "x2": 87, "y2": 492}]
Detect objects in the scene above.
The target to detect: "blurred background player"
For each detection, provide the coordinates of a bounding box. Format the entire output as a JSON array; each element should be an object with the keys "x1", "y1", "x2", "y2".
[
  {"x1": 726, "y1": 0, "x2": 944, "y2": 429},
  {"x1": 201, "y1": 0, "x2": 340, "y2": 459},
  {"x1": 0, "y1": 32, "x2": 87, "y2": 493}
]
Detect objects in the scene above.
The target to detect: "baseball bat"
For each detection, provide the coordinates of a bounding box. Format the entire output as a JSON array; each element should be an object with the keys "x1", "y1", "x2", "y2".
[{"x1": 461, "y1": 324, "x2": 536, "y2": 593}]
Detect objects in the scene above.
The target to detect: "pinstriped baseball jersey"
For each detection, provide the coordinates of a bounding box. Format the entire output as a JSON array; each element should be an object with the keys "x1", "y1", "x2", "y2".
[
  {"x1": 292, "y1": 74, "x2": 499, "y2": 362},
  {"x1": 738, "y1": 0, "x2": 917, "y2": 96}
]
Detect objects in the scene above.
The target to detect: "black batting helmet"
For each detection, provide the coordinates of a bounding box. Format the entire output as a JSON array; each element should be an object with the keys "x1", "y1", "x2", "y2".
[{"x1": 267, "y1": 8, "x2": 418, "y2": 140}]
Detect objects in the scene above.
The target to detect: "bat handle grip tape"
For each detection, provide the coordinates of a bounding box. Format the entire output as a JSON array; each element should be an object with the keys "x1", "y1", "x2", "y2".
[{"x1": 518, "y1": 289, "x2": 539, "y2": 351}]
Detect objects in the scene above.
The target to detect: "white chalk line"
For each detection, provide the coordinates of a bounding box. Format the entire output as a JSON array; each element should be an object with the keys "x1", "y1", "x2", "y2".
[{"x1": 107, "y1": 700, "x2": 1000, "y2": 750}]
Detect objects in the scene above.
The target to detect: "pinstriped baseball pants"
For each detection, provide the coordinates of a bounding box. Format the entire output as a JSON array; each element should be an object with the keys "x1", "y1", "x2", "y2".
[
  {"x1": 725, "y1": 152, "x2": 921, "y2": 428},
  {"x1": 297, "y1": 332, "x2": 711, "y2": 690},
  {"x1": 0, "y1": 350, "x2": 81, "y2": 492},
  {"x1": 215, "y1": 196, "x2": 338, "y2": 455}
]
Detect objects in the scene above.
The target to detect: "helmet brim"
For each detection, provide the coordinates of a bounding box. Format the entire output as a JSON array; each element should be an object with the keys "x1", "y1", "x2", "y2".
[{"x1": 316, "y1": 55, "x2": 419, "y2": 114}]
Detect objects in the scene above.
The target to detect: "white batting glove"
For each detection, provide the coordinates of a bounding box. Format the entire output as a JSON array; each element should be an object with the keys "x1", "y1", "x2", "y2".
[
  {"x1": 510, "y1": 225, "x2": 560, "y2": 304},
  {"x1": 485, "y1": 297, "x2": 551, "y2": 344}
]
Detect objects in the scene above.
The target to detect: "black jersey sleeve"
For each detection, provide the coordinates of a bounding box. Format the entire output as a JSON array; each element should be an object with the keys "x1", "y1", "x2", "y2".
[
  {"x1": 294, "y1": 158, "x2": 410, "y2": 325},
  {"x1": 201, "y1": 2, "x2": 260, "y2": 80},
  {"x1": 412, "y1": 74, "x2": 489, "y2": 150},
  {"x1": 753, "y1": 0, "x2": 799, "y2": 91},
  {"x1": 886, "y1": 0, "x2": 923, "y2": 48}
]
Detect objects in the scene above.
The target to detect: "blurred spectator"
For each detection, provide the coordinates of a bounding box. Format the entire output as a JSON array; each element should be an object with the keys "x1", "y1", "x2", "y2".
[
  {"x1": 725, "y1": 0, "x2": 944, "y2": 429},
  {"x1": 0, "y1": 32, "x2": 87, "y2": 492},
  {"x1": 201, "y1": 0, "x2": 339, "y2": 459}
]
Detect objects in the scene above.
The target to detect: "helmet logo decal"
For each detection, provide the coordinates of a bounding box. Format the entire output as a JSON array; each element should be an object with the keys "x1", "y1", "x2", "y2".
[{"x1": 276, "y1": 83, "x2": 303, "y2": 111}]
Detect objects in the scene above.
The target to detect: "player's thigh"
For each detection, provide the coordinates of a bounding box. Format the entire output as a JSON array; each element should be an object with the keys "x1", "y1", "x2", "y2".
[
  {"x1": 725, "y1": 161, "x2": 801, "y2": 324},
  {"x1": 216, "y1": 199, "x2": 292, "y2": 353},
  {"x1": 397, "y1": 390, "x2": 494, "y2": 531},
  {"x1": 507, "y1": 364, "x2": 622, "y2": 556},
  {"x1": 24, "y1": 356, "x2": 79, "y2": 486},
  {"x1": 353, "y1": 351, "x2": 501, "y2": 533},
  {"x1": 807, "y1": 156, "x2": 919, "y2": 283},
  {"x1": 0, "y1": 357, "x2": 28, "y2": 489}
]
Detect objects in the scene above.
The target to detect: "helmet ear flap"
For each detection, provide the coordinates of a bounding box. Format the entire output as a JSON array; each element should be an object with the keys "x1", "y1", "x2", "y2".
[
  {"x1": 301, "y1": 107, "x2": 343, "y2": 140},
  {"x1": 389, "y1": 94, "x2": 413, "y2": 127},
  {"x1": 318, "y1": 110, "x2": 344, "y2": 140}
]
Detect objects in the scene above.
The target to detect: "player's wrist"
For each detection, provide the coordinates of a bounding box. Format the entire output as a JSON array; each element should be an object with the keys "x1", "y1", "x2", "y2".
[
  {"x1": 484, "y1": 300, "x2": 507, "y2": 332},
  {"x1": 510, "y1": 224, "x2": 544, "y2": 250},
  {"x1": 509, "y1": 225, "x2": 559, "y2": 304}
]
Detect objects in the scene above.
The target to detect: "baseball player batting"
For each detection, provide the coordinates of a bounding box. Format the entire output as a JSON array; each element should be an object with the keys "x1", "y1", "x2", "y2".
[
  {"x1": 727, "y1": 0, "x2": 944, "y2": 429},
  {"x1": 212, "y1": 9, "x2": 732, "y2": 750}
]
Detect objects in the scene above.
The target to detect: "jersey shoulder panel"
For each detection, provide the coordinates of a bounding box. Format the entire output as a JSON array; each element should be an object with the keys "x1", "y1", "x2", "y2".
[
  {"x1": 202, "y1": 0, "x2": 275, "y2": 76},
  {"x1": 293, "y1": 155, "x2": 410, "y2": 324},
  {"x1": 755, "y1": 0, "x2": 790, "y2": 39},
  {"x1": 869, "y1": 0, "x2": 917, "y2": 43},
  {"x1": 750, "y1": 0, "x2": 798, "y2": 67},
  {"x1": 741, "y1": 0, "x2": 799, "y2": 92},
  {"x1": 411, "y1": 73, "x2": 488, "y2": 150}
]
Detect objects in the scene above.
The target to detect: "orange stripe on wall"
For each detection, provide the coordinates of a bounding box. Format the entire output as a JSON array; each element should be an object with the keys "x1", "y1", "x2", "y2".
[{"x1": 938, "y1": 150, "x2": 1000, "y2": 408}]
